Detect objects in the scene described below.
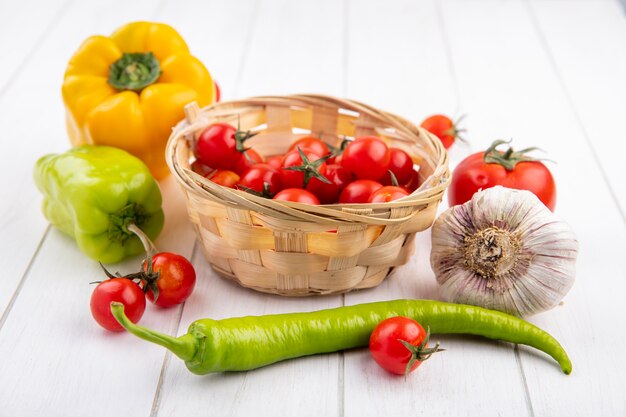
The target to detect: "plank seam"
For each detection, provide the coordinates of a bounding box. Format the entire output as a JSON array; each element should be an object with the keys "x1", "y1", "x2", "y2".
[
  {"x1": 526, "y1": 0, "x2": 626, "y2": 224},
  {"x1": 149, "y1": 349, "x2": 173, "y2": 417},
  {"x1": 231, "y1": 0, "x2": 261, "y2": 98},
  {"x1": 434, "y1": 0, "x2": 463, "y2": 114},
  {"x1": 149, "y1": 238, "x2": 199, "y2": 417},
  {"x1": 0, "y1": 0, "x2": 74, "y2": 100},
  {"x1": 0, "y1": 225, "x2": 51, "y2": 332},
  {"x1": 514, "y1": 345, "x2": 536, "y2": 417}
]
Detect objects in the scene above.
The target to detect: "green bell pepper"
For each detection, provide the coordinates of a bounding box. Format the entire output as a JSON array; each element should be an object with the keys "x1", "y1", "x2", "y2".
[{"x1": 33, "y1": 145, "x2": 164, "y2": 263}]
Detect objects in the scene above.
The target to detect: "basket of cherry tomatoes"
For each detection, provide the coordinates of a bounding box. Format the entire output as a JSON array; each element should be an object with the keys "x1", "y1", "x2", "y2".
[{"x1": 166, "y1": 95, "x2": 449, "y2": 296}]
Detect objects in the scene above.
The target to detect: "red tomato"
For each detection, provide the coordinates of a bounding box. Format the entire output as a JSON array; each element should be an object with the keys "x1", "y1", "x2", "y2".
[
  {"x1": 194, "y1": 123, "x2": 238, "y2": 169},
  {"x1": 420, "y1": 114, "x2": 462, "y2": 149},
  {"x1": 142, "y1": 253, "x2": 196, "y2": 308},
  {"x1": 191, "y1": 159, "x2": 215, "y2": 177},
  {"x1": 280, "y1": 148, "x2": 328, "y2": 189},
  {"x1": 368, "y1": 186, "x2": 409, "y2": 203},
  {"x1": 385, "y1": 148, "x2": 413, "y2": 184},
  {"x1": 306, "y1": 164, "x2": 353, "y2": 204},
  {"x1": 341, "y1": 136, "x2": 390, "y2": 180},
  {"x1": 288, "y1": 136, "x2": 330, "y2": 157},
  {"x1": 338, "y1": 180, "x2": 383, "y2": 204},
  {"x1": 90, "y1": 278, "x2": 146, "y2": 332},
  {"x1": 403, "y1": 169, "x2": 421, "y2": 192},
  {"x1": 448, "y1": 141, "x2": 556, "y2": 210},
  {"x1": 369, "y1": 316, "x2": 441, "y2": 376},
  {"x1": 208, "y1": 170, "x2": 240, "y2": 188},
  {"x1": 266, "y1": 155, "x2": 284, "y2": 170},
  {"x1": 232, "y1": 148, "x2": 264, "y2": 175},
  {"x1": 237, "y1": 164, "x2": 283, "y2": 196},
  {"x1": 273, "y1": 188, "x2": 320, "y2": 205}
]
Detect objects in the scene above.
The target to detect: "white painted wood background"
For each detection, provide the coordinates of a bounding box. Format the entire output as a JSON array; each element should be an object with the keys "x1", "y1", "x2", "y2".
[{"x1": 0, "y1": 0, "x2": 625, "y2": 415}]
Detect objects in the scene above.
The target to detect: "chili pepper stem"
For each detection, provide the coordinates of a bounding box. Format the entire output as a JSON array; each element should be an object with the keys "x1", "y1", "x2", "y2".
[{"x1": 110, "y1": 302, "x2": 197, "y2": 361}]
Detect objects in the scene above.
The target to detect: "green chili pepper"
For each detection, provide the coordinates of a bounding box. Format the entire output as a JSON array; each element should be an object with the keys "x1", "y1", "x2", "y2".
[
  {"x1": 34, "y1": 146, "x2": 164, "y2": 263},
  {"x1": 110, "y1": 299, "x2": 572, "y2": 375}
]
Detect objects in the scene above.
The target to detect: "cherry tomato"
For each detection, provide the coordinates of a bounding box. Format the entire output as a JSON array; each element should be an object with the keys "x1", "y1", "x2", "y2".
[
  {"x1": 191, "y1": 159, "x2": 215, "y2": 177},
  {"x1": 403, "y1": 169, "x2": 421, "y2": 192},
  {"x1": 341, "y1": 136, "x2": 390, "y2": 180},
  {"x1": 194, "y1": 123, "x2": 239, "y2": 169},
  {"x1": 237, "y1": 164, "x2": 283, "y2": 196},
  {"x1": 368, "y1": 186, "x2": 409, "y2": 203},
  {"x1": 232, "y1": 148, "x2": 264, "y2": 175},
  {"x1": 266, "y1": 155, "x2": 284, "y2": 170},
  {"x1": 90, "y1": 278, "x2": 146, "y2": 332},
  {"x1": 273, "y1": 188, "x2": 320, "y2": 205},
  {"x1": 208, "y1": 170, "x2": 240, "y2": 188},
  {"x1": 142, "y1": 253, "x2": 196, "y2": 308},
  {"x1": 420, "y1": 114, "x2": 462, "y2": 149},
  {"x1": 338, "y1": 180, "x2": 383, "y2": 204},
  {"x1": 369, "y1": 316, "x2": 440, "y2": 376},
  {"x1": 306, "y1": 164, "x2": 353, "y2": 204},
  {"x1": 288, "y1": 136, "x2": 330, "y2": 157},
  {"x1": 384, "y1": 148, "x2": 413, "y2": 184},
  {"x1": 448, "y1": 140, "x2": 556, "y2": 210},
  {"x1": 280, "y1": 149, "x2": 328, "y2": 189}
]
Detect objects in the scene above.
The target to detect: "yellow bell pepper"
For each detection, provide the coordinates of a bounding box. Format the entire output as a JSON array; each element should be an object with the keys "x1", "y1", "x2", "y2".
[{"x1": 62, "y1": 21, "x2": 215, "y2": 179}]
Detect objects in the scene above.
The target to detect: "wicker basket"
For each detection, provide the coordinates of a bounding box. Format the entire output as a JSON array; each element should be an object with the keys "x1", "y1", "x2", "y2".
[{"x1": 166, "y1": 94, "x2": 449, "y2": 296}]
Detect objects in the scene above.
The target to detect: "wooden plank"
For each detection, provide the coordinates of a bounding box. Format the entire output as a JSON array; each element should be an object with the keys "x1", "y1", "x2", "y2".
[
  {"x1": 0, "y1": 0, "x2": 71, "y2": 322},
  {"x1": 438, "y1": 0, "x2": 626, "y2": 416},
  {"x1": 342, "y1": 1, "x2": 531, "y2": 415},
  {"x1": 528, "y1": 0, "x2": 626, "y2": 217},
  {"x1": 0, "y1": 178, "x2": 196, "y2": 415},
  {"x1": 152, "y1": 0, "x2": 344, "y2": 415},
  {"x1": 0, "y1": 1, "x2": 202, "y2": 415},
  {"x1": 0, "y1": 0, "x2": 168, "y2": 316},
  {"x1": 0, "y1": 0, "x2": 69, "y2": 94},
  {"x1": 525, "y1": 1, "x2": 626, "y2": 415}
]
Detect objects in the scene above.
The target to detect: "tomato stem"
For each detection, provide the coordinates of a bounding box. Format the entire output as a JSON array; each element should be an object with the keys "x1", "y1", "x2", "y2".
[
  {"x1": 398, "y1": 326, "x2": 444, "y2": 380},
  {"x1": 326, "y1": 137, "x2": 351, "y2": 158},
  {"x1": 483, "y1": 139, "x2": 548, "y2": 171},
  {"x1": 443, "y1": 114, "x2": 468, "y2": 144},
  {"x1": 234, "y1": 114, "x2": 258, "y2": 153},
  {"x1": 283, "y1": 146, "x2": 332, "y2": 188},
  {"x1": 388, "y1": 170, "x2": 399, "y2": 187}
]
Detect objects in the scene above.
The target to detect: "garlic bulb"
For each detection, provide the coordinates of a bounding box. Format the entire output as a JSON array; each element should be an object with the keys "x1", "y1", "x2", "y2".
[{"x1": 430, "y1": 186, "x2": 578, "y2": 317}]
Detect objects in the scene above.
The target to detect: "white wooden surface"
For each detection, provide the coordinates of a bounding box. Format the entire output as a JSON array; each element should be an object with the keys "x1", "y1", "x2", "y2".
[{"x1": 1, "y1": 0, "x2": 625, "y2": 415}]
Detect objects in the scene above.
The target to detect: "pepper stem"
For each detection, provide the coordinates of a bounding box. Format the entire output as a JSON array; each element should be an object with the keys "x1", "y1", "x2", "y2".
[
  {"x1": 108, "y1": 52, "x2": 161, "y2": 91},
  {"x1": 127, "y1": 223, "x2": 158, "y2": 256},
  {"x1": 107, "y1": 203, "x2": 150, "y2": 244},
  {"x1": 127, "y1": 223, "x2": 161, "y2": 301},
  {"x1": 110, "y1": 302, "x2": 197, "y2": 362}
]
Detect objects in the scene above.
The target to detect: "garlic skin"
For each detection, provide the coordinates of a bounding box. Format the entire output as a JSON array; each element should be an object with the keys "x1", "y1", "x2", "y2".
[{"x1": 430, "y1": 186, "x2": 578, "y2": 317}]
